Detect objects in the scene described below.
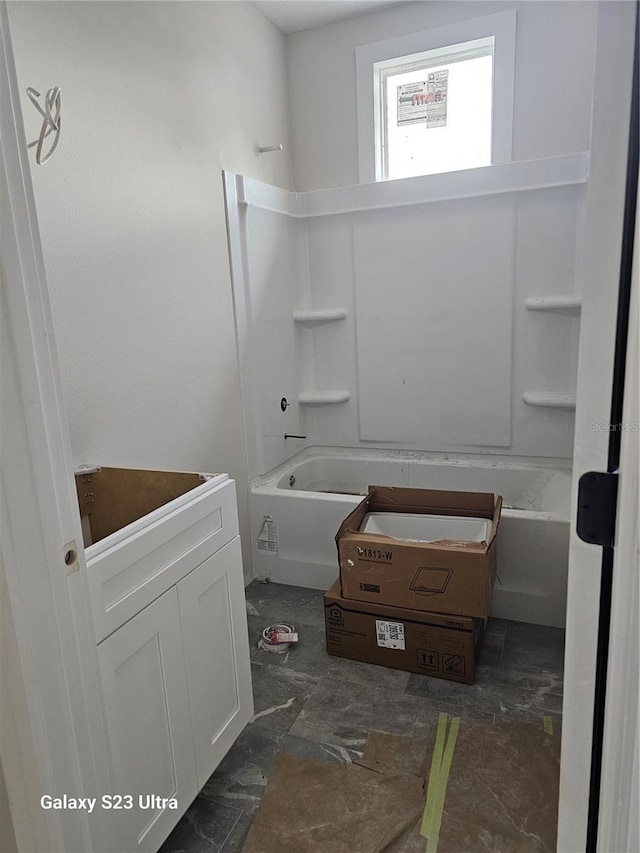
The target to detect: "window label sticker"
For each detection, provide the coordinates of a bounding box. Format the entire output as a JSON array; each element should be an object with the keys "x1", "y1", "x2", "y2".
[{"x1": 397, "y1": 70, "x2": 449, "y2": 128}]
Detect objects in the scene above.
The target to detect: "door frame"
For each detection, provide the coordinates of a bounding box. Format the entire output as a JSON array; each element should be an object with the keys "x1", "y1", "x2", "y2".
[
  {"x1": 558, "y1": 2, "x2": 638, "y2": 851},
  {"x1": 1, "y1": 5, "x2": 111, "y2": 851},
  {"x1": 596, "y1": 190, "x2": 639, "y2": 853}
]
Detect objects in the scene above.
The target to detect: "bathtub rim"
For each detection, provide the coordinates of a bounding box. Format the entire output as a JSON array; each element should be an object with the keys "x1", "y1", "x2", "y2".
[{"x1": 250, "y1": 445, "x2": 572, "y2": 523}]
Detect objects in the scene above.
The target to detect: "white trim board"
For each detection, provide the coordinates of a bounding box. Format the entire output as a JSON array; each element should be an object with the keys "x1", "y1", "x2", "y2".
[
  {"x1": 0, "y1": 5, "x2": 112, "y2": 851},
  {"x1": 596, "y1": 143, "x2": 639, "y2": 853},
  {"x1": 557, "y1": 3, "x2": 637, "y2": 849}
]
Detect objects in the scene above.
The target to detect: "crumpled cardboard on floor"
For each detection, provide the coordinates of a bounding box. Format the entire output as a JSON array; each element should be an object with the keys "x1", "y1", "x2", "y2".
[
  {"x1": 241, "y1": 722, "x2": 560, "y2": 853},
  {"x1": 428, "y1": 721, "x2": 560, "y2": 853},
  {"x1": 241, "y1": 748, "x2": 427, "y2": 853}
]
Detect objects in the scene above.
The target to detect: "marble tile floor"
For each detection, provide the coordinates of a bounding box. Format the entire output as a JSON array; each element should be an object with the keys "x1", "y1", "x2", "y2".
[{"x1": 160, "y1": 581, "x2": 565, "y2": 853}]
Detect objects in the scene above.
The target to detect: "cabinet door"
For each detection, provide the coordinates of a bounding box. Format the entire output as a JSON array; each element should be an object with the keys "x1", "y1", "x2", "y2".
[
  {"x1": 97, "y1": 587, "x2": 197, "y2": 852},
  {"x1": 177, "y1": 535, "x2": 253, "y2": 789}
]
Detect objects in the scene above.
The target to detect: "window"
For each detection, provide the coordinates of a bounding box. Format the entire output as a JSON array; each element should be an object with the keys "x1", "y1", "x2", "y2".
[
  {"x1": 356, "y1": 12, "x2": 516, "y2": 183},
  {"x1": 376, "y1": 38, "x2": 494, "y2": 181}
]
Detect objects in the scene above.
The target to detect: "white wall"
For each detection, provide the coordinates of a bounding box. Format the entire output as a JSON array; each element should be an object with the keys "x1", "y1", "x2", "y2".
[
  {"x1": 309, "y1": 186, "x2": 582, "y2": 459},
  {"x1": 229, "y1": 165, "x2": 585, "y2": 473},
  {"x1": 8, "y1": 0, "x2": 294, "y2": 578},
  {"x1": 225, "y1": 176, "x2": 314, "y2": 479},
  {"x1": 287, "y1": 0, "x2": 598, "y2": 190}
]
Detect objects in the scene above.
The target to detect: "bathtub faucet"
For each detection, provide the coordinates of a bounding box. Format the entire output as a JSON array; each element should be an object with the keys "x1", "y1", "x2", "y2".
[{"x1": 284, "y1": 433, "x2": 306, "y2": 440}]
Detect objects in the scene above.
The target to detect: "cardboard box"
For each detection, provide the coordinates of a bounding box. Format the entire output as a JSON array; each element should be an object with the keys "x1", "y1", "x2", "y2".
[
  {"x1": 336, "y1": 486, "x2": 501, "y2": 618},
  {"x1": 324, "y1": 580, "x2": 485, "y2": 684}
]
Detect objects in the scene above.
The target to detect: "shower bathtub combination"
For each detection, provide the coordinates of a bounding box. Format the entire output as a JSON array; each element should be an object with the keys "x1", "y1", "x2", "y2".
[{"x1": 250, "y1": 447, "x2": 571, "y2": 628}]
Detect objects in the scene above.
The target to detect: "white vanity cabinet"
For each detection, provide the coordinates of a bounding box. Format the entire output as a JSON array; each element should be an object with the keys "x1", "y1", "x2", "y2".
[
  {"x1": 96, "y1": 587, "x2": 198, "y2": 852},
  {"x1": 79, "y1": 470, "x2": 253, "y2": 853},
  {"x1": 178, "y1": 536, "x2": 253, "y2": 790}
]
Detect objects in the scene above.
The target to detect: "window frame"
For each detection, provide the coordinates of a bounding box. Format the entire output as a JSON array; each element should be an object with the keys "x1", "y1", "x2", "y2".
[
  {"x1": 376, "y1": 37, "x2": 495, "y2": 181},
  {"x1": 356, "y1": 11, "x2": 516, "y2": 183}
]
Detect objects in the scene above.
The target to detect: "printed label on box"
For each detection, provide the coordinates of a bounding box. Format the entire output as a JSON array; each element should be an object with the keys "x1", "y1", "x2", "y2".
[
  {"x1": 257, "y1": 515, "x2": 278, "y2": 553},
  {"x1": 375, "y1": 620, "x2": 405, "y2": 650},
  {"x1": 417, "y1": 649, "x2": 439, "y2": 671},
  {"x1": 443, "y1": 654, "x2": 465, "y2": 677}
]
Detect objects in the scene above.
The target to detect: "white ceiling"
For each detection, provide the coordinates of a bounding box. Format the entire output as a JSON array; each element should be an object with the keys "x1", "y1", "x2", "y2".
[{"x1": 254, "y1": 1, "x2": 406, "y2": 35}]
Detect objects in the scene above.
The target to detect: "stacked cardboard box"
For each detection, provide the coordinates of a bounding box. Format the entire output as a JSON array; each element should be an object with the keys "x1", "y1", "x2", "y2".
[{"x1": 324, "y1": 486, "x2": 502, "y2": 684}]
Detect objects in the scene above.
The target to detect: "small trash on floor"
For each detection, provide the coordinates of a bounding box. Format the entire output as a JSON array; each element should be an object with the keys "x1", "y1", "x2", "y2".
[
  {"x1": 257, "y1": 623, "x2": 298, "y2": 654},
  {"x1": 241, "y1": 718, "x2": 560, "y2": 853}
]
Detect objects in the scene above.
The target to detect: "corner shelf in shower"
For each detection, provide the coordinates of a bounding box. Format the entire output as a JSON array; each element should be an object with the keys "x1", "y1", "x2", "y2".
[
  {"x1": 298, "y1": 391, "x2": 350, "y2": 406},
  {"x1": 293, "y1": 308, "x2": 347, "y2": 325},
  {"x1": 522, "y1": 391, "x2": 577, "y2": 409},
  {"x1": 524, "y1": 296, "x2": 582, "y2": 312}
]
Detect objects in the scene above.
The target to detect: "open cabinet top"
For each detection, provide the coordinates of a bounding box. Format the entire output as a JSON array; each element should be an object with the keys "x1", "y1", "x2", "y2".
[{"x1": 75, "y1": 466, "x2": 222, "y2": 547}]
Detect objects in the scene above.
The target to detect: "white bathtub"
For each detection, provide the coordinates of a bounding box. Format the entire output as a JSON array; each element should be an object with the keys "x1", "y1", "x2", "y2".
[{"x1": 250, "y1": 447, "x2": 572, "y2": 628}]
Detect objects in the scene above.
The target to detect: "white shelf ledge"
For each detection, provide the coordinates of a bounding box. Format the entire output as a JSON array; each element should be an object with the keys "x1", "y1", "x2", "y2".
[
  {"x1": 298, "y1": 391, "x2": 351, "y2": 406},
  {"x1": 293, "y1": 308, "x2": 347, "y2": 325},
  {"x1": 525, "y1": 296, "x2": 582, "y2": 312},
  {"x1": 235, "y1": 152, "x2": 590, "y2": 219},
  {"x1": 523, "y1": 391, "x2": 576, "y2": 410}
]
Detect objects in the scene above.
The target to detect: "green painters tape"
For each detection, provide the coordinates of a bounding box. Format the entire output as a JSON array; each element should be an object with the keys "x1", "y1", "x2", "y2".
[
  {"x1": 544, "y1": 716, "x2": 554, "y2": 735},
  {"x1": 426, "y1": 717, "x2": 460, "y2": 853},
  {"x1": 421, "y1": 713, "x2": 448, "y2": 839},
  {"x1": 421, "y1": 714, "x2": 461, "y2": 853}
]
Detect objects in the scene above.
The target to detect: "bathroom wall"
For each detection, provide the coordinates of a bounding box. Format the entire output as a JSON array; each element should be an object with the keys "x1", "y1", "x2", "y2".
[
  {"x1": 227, "y1": 159, "x2": 585, "y2": 476},
  {"x1": 227, "y1": 0, "x2": 595, "y2": 473},
  {"x1": 287, "y1": 0, "x2": 598, "y2": 190},
  {"x1": 7, "y1": 0, "x2": 600, "y2": 561},
  {"x1": 306, "y1": 181, "x2": 583, "y2": 459},
  {"x1": 225, "y1": 173, "x2": 313, "y2": 479},
  {"x1": 8, "y1": 1, "x2": 294, "y2": 579}
]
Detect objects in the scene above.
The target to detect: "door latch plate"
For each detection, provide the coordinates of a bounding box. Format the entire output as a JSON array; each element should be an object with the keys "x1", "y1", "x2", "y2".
[{"x1": 576, "y1": 471, "x2": 618, "y2": 547}]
